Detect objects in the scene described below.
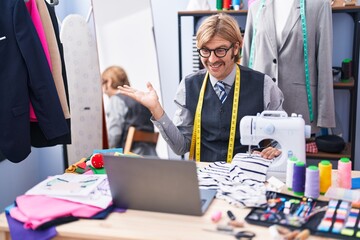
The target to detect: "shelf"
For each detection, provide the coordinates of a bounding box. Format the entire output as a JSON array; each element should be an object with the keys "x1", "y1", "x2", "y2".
[
  {"x1": 178, "y1": 10, "x2": 247, "y2": 17},
  {"x1": 306, "y1": 142, "x2": 351, "y2": 160},
  {"x1": 178, "y1": 5, "x2": 360, "y2": 16},
  {"x1": 333, "y1": 77, "x2": 355, "y2": 89}
]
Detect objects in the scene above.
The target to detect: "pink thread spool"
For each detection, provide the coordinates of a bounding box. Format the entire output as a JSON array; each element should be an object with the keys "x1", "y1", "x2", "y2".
[{"x1": 337, "y1": 157, "x2": 352, "y2": 189}]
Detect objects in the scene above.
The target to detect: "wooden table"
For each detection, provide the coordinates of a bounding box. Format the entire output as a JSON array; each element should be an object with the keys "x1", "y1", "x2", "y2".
[{"x1": 0, "y1": 169, "x2": 358, "y2": 240}]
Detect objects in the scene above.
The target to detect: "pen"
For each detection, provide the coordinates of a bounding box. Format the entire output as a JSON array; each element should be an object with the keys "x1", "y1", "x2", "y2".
[
  {"x1": 227, "y1": 210, "x2": 236, "y2": 221},
  {"x1": 56, "y1": 178, "x2": 69, "y2": 183}
]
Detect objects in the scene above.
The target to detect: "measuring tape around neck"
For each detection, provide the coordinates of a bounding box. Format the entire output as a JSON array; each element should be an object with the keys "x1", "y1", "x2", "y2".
[
  {"x1": 189, "y1": 66, "x2": 241, "y2": 163},
  {"x1": 248, "y1": 0, "x2": 313, "y2": 122}
]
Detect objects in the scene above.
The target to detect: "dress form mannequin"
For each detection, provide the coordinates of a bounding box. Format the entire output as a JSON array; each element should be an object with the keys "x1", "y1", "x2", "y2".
[{"x1": 241, "y1": 0, "x2": 335, "y2": 133}]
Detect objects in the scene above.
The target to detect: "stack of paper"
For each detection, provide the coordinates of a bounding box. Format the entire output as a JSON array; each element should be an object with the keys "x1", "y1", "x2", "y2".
[{"x1": 25, "y1": 173, "x2": 112, "y2": 209}]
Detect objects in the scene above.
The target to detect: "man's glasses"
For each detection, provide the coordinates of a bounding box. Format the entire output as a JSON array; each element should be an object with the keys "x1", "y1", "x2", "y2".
[{"x1": 197, "y1": 44, "x2": 234, "y2": 58}]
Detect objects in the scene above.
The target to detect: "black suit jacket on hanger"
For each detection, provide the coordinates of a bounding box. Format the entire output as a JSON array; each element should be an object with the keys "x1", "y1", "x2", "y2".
[{"x1": 0, "y1": 0, "x2": 69, "y2": 163}]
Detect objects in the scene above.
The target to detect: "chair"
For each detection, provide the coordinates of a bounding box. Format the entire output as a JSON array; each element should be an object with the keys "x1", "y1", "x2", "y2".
[{"x1": 124, "y1": 126, "x2": 159, "y2": 154}]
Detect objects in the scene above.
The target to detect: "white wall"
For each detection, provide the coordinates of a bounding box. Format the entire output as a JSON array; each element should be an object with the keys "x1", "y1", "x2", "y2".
[{"x1": 0, "y1": 146, "x2": 64, "y2": 211}]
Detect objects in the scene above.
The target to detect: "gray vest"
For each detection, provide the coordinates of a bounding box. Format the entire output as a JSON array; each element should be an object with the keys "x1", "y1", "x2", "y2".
[{"x1": 185, "y1": 65, "x2": 264, "y2": 162}]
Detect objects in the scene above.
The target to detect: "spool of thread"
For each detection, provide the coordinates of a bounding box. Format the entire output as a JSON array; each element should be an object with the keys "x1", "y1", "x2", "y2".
[
  {"x1": 216, "y1": 0, "x2": 223, "y2": 10},
  {"x1": 286, "y1": 156, "x2": 298, "y2": 190},
  {"x1": 341, "y1": 58, "x2": 352, "y2": 81},
  {"x1": 304, "y1": 166, "x2": 320, "y2": 199},
  {"x1": 337, "y1": 157, "x2": 352, "y2": 189},
  {"x1": 232, "y1": 0, "x2": 240, "y2": 10},
  {"x1": 223, "y1": 0, "x2": 231, "y2": 10},
  {"x1": 319, "y1": 160, "x2": 332, "y2": 195},
  {"x1": 292, "y1": 162, "x2": 306, "y2": 196}
]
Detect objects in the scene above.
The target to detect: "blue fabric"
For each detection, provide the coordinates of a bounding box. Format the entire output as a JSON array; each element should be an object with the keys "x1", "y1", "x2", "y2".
[{"x1": 6, "y1": 212, "x2": 57, "y2": 240}]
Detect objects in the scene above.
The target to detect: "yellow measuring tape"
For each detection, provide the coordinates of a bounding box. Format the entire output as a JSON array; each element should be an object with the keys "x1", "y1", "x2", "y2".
[{"x1": 189, "y1": 66, "x2": 241, "y2": 163}]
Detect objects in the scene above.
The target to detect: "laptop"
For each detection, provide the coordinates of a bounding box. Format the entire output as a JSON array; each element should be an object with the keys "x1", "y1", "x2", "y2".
[{"x1": 104, "y1": 155, "x2": 216, "y2": 216}]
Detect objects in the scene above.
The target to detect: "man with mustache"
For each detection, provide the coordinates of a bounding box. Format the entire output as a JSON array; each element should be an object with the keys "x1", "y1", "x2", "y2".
[{"x1": 119, "y1": 13, "x2": 284, "y2": 162}]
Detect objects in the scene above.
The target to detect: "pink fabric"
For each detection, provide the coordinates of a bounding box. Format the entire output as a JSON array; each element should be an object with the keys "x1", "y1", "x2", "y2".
[
  {"x1": 248, "y1": 0, "x2": 256, "y2": 8},
  {"x1": 25, "y1": 0, "x2": 53, "y2": 121},
  {"x1": 10, "y1": 195, "x2": 104, "y2": 230}
]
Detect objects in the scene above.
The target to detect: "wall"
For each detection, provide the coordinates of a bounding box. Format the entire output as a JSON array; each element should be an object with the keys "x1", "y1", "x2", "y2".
[{"x1": 0, "y1": 146, "x2": 64, "y2": 211}]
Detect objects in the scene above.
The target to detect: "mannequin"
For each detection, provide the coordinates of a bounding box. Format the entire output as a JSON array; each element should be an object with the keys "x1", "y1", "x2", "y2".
[{"x1": 242, "y1": 0, "x2": 335, "y2": 133}]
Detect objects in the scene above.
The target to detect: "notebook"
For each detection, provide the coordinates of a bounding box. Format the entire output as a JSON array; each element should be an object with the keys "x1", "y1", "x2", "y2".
[{"x1": 104, "y1": 155, "x2": 216, "y2": 216}]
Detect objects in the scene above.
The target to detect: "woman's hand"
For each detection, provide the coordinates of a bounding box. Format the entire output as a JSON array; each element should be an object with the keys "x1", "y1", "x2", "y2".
[
  {"x1": 253, "y1": 147, "x2": 281, "y2": 160},
  {"x1": 118, "y1": 82, "x2": 164, "y2": 119}
]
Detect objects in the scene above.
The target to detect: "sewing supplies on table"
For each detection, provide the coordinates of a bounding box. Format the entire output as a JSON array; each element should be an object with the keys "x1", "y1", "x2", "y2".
[
  {"x1": 316, "y1": 199, "x2": 360, "y2": 238},
  {"x1": 286, "y1": 155, "x2": 298, "y2": 190},
  {"x1": 319, "y1": 160, "x2": 332, "y2": 195},
  {"x1": 204, "y1": 227, "x2": 256, "y2": 240},
  {"x1": 226, "y1": 210, "x2": 245, "y2": 228},
  {"x1": 269, "y1": 225, "x2": 310, "y2": 240},
  {"x1": 211, "y1": 210, "x2": 222, "y2": 223},
  {"x1": 293, "y1": 162, "x2": 306, "y2": 196},
  {"x1": 206, "y1": 209, "x2": 250, "y2": 239},
  {"x1": 338, "y1": 157, "x2": 352, "y2": 189},
  {"x1": 304, "y1": 166, "x2": 320, "y2": 199}
]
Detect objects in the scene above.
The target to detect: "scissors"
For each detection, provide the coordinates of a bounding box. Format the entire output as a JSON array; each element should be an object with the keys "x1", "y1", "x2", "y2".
[
  {"x1": 204, "y1": 228, "x2": 256, "y2": 239},
  {"x1": 233, "y1": 231, "x2": 256, "y2": 239}
]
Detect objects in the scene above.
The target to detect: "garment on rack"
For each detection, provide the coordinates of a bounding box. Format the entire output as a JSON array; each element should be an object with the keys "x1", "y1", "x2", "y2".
[
  {"x1": 45, "y1": 0, "x2": 70, "y2": 106},
  {"x1": 34, "y1": 0, "x2": 70, "y2": 119},
  {"x1": 25, "y1": 0, "x2": 52, "y2": 122},
  {"x1": 241, "y1": 0, "x2": 335, "y2": 133},
  {"x1": 0, "y1": 0, "x2": 68, "y2": 162},
  {"x1": 30, "y1": 0, "x2": 72, "y2": 147}
]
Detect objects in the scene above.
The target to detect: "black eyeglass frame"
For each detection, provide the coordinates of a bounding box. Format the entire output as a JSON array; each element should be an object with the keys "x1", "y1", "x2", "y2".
[{"x1": 197, "y1": 44, "x2": 234, "y2": 58}]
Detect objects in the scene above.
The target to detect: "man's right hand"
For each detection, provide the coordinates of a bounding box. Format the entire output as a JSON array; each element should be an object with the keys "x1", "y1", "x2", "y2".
[{"x1": 118, "y1": 82, "x2": 164, "y2": 120}]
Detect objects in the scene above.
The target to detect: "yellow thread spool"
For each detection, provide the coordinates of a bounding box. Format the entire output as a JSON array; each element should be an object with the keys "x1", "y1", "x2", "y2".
[{"x1": 319, "y1": 160, "x2": 332, "y2": 195}]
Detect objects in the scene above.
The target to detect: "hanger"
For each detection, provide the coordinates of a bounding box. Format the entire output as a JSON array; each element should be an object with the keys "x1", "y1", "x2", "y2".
[{"x1": 46, "y1": 0, "x2": 59, "y2": 6}]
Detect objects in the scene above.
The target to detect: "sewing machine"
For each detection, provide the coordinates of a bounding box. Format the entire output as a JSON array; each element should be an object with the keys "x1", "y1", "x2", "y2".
[{"x1": 237, "y1": 111, "x2": 310, "y2": 182}]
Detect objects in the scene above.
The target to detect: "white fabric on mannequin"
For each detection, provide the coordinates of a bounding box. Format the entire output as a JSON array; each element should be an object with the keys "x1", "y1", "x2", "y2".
[{"x1": 274, "y1": 0, "x2": 294, "y2": 45}]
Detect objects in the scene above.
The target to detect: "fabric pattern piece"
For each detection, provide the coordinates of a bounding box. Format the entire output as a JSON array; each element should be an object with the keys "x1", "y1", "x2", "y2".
[{"x1": 197, "y1": 161, "x2": 269, "y2": 207}]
